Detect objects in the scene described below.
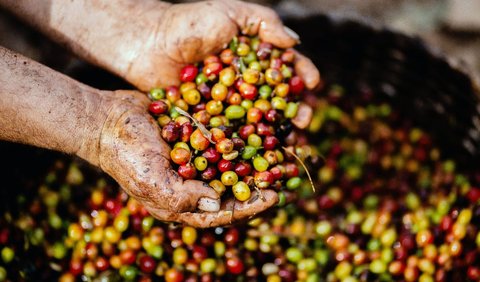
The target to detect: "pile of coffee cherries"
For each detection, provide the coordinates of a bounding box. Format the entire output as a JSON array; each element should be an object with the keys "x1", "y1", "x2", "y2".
[
  {"x1": 1, "y1": 86, "x2": 479, "y2": 282},
  {"x1": 147, "y1": 36, "x2": 315, "y2": 206}
]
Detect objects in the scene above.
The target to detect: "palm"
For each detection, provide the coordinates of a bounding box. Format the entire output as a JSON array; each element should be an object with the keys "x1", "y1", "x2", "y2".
[
  {"x1": 125, "y1": 0, "x2": 320, "y2": 92},
  {"x1": 97, "y1": 91, "x2": 279, "y2": 228}
]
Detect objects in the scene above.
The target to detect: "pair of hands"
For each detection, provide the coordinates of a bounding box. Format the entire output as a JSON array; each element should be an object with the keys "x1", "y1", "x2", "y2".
[{"x1": 3, "y1": 0, "x2": 320, "y2": 227}]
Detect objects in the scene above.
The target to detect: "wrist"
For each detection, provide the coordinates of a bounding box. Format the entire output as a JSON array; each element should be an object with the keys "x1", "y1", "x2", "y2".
[
  {"x1": 75, "y1": 90, "x2": 114, "y2": 167},
  {"x1": 119, "y1": 1, "x2": 173, "y2": 91}
]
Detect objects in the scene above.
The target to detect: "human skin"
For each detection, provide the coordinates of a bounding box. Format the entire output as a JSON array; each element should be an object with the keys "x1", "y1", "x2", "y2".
[{"x1": 0, "y1": 0, "x2": 320, "y2": 227}]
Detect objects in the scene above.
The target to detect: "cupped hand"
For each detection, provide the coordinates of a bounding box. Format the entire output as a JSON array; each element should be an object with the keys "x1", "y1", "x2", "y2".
[
  {"x1": 92, "y1": 90, "x2": 278, "y2": 228},
  {"x1": 124, "y1": 0, "x2": 320, "y2": 91}
]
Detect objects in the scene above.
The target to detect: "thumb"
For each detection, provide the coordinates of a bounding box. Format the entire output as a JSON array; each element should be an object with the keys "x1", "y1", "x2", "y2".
[
  {"x1": 161, "y1": 162, "x2": 220, "y2": 213},
  {"x1": 227, "y1": 1, "x2": 299, "y2": 49},
  {"x1": 170, "y1": 178, "x2": 220, "y2": 211}
]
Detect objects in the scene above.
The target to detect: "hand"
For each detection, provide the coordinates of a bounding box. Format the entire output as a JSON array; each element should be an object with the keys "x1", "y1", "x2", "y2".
[
  {"x1": 1, "y1": 0, "x2": 321, "y2": 92},
  {"x1": 89, "y1": 90, "x2": 278, "y2": 227},
  {"x1": 122, "y1": 0, "x2": 321, "y2": 91}
]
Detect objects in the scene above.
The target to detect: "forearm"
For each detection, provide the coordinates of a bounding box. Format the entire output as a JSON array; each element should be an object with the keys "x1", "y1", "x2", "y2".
[
  {"x1": 0, "y1": 46, "x2": 106, "y2": 164},
  {"x1": 0, "y1": 0, "x2": 171, "y2": 83}
]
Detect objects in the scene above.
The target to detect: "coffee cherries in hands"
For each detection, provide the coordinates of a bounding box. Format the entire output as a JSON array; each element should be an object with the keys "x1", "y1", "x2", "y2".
[{"x1": 148, "y1": 36, "x2": 315, "y2": 210}]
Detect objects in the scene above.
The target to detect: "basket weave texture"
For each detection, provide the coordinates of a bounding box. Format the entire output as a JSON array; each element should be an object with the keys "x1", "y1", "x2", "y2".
[{"x1": 286, "y1": 15, "x2": 480, "y2": 167}]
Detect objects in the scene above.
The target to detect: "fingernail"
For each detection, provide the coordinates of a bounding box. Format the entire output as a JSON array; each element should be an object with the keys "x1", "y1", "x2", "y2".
[
  {"x1": 198, "y1": 197, "x2": 220, "y2": 212},
  {"x1": 284, "y1": 26, "x2": 300, "y2": 42}
]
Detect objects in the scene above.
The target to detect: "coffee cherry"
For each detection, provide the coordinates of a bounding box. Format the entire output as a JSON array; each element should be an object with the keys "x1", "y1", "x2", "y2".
[
  {"x1": 289, "y1": 76, "x2": 305, "y2": 95},
  {"x1": 232, "y1": 137, "x2": 245, "y2": 150},
  {"x1": 194, "y1": 156, "x2": 208, "y2": 171},
  {"x1": 178, "y1": 164, "x2": 197, "y2": 180},
  {"x1": 211, "y1": 83, "x2": 228, "y2": 101},
  {"x1": 239, "y1": 125, "x2": 256, "y2": 140},
  {"x1": 202, "y1": 147, "x2": 221, "y2": 164},
  {"x1": 203, "y1": 62, "x2": 223, "y2": 80},
  {"x1": 247, "y1": 108, "x2": 263, "y2": 124},
  {"x1": 166, "y1": 86, "x2": 181, "y2": 102},
  {"x1": 232, "y1": 162, "x2": 250, "y2": 177},
  {"x1": 205, "y1": 100, "x2": 223, "y2": 116},
  {"x1": 257, "y1": 42, "x2": 273, "y2": 59},
  {"x1": 285, "y1": 163, "x2": 299, "y2": 178},
  {"x1": 201, "y1": 166, "x2": 218, "y2": 181},
  {"x1": 209, "y1": 179, "x2": 226, "y2": 195},
  {"x1": 263, "y1": 136, "x2": 279, "y2": 150},
  {"x1": 182, "y1": 226, "x2": 197, "y2": 245},
  {"x1": 217, "y1": 159, "x2": 234, "y2": 173},
  {"x1": 180, "y1": 65, "x2": 198, "y2": 82},
  {"x1": 243, "y1": 69, "x2": 260, "y2": 84},
  {"x1": 70, "y1": 259, "x2": 83, "y2": 276},
  {"x1": 247, "y1": 134, "x2": 262, "y2": 147},
  {"x1": 149, "y1": 101, "x2": 168, "y2": 115},
  {"x1": 232, "y1": 181, "x2": 251, "y2": 201},
  {"x1": 265, "y1": 68, "x2": 283, "y2": 85},
  {"x1": 220, "y1": 49, "x2": 235, "y2": 65},
  {"x1": 242, "y1": 146, "x2": 257, "y2": 160},
  {"x1": 286, "y1": 177, "x2": 301, "y2": 190},
  {"x1": 170, "y1": 147, "x2": 191, "y2": 165},
  {"x1": 196, "y1": 73, "x2": 209, "y2": 85},
  {"x1": 253, "y1": 156, "x2": 269, "y2": 172},
  {"x1": 264, "y1": 150, "x2": 278, "y2": 165},
  {"x1": 254, "y1": 99, "x2": 272, "y2": 113},
  {"x1": 139, "y1": 255, "x2": 156, "y2": 273},
  {"x1": 265, "y1": 109, "x2": 280, "y2": 123},
  {"x1": 274, "y1": 83, "x2": 290, "y2": 98},
  {"x1": 237, "y1": 43, "x2": 250, "y2": 56},
  {"x1": 239, "y1": 83, "x2": 258, "y2": 100},
  {"x1": 1, "y1": 247, "x2": 14, "y2": 264},
  {"x1": 180, "y1": 122, "x2": 194, "y2": 143},
  {"x1": 219, "y1": 67, "x2": 236, "y2": 87},
  {"x1": 225, "y1": 105, "x2": 246, "y2": 120},
  {"x1": 193, "y1": 110, "x2": 211, "y2": 125},
  {"x1": 95, "y1": 257, "x2": 110, "y2": 272},
  {"x1": 210, "y1": 128, "x2": 226, "y2": 142},
  {"x1": 183, "y1": 89, "x2": 201, "y2": 105},
  {"x1": 221, "y1": 171, "x2": 238, "y2": 186},
  {"x1": 190, "y1": 129, "x2": 210, "y2": 151},
  {"x1": 223, "y1": 150, "x2": 239, "y2": 161},
  {"x1": 271, "y1": 97, "x2": 287, "y2": 110},
  {"x1": 270, "y1": 166, "x2": 284, "y2": 180},
  {"x1": 256, "y1": 123, "x2": 274, "y2": 136},
  {"x1": 204, "y1": 55, "x2": 221, "y2": 65},
  {"x1": 270, "y1": 58, "x2": 282, "y2": 70},
  {"x1": 162, "y1": 122, "x2": 180, "y2": 143},
  {"x1": 215, "y1": 138, "x2": 234, "y2": 154},
  {"x1": 226, "y1": 257, "x2": 244, "y2": 274},
  {"x1": 165, "y1": 268, "x2": 184, "y2": 282},
  {"x1": 254, "y1": 171, "x2": 274, "y2": 189},
  {"x1": 149, "y1": 88, "x2": 165, "y2": 100}
]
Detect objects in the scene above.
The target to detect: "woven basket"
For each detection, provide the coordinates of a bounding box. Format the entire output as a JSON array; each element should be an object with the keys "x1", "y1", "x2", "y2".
[{"x1": 285, "y1": 14, "x2": 480, "y2": 168}]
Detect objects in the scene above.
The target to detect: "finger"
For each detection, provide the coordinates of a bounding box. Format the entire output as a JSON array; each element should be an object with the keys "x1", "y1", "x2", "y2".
[
  {"x1": 168, "y1": 179, "x2": 220, "y2": 213},
  {"x1": 145, "y1": 190, "x2": 277, "y2": 228},
  {"x1": 292, "y1": 102, "x2": 313, "y2": 129},
  {"x1": 293, "y1": 50, "x2": 321, "y2": 90},
  {"x1": 183, "y1": 190, "x2": 278, "y2": 228},
  {"x1": 221, "y1": 189, "x2": 278, "y2": 219},
  {"x1": 227, "y1": 2, "x2": 298, "y2": 49},
  {"x1": 281, "y1": 190, "x2": 297, "y2": 204},
  {"x1": 144, "y1": 204, "x2": 233, "y2": 228}
]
